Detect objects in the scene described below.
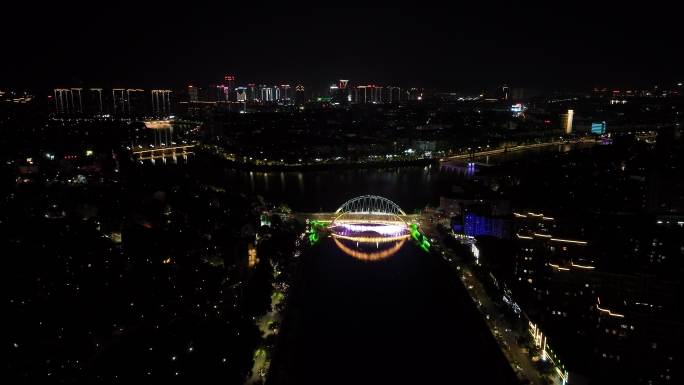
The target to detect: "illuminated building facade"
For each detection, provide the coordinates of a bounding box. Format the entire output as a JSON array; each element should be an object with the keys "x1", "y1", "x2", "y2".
[
  {"x1": 275, "y1": 84, "x2": 291, "y2": 103},
  {"x1": 53, "y1": 88, "x2": 82, "y2": 114},
  {"x1": 112, "y1": 89, "x2": 128, "y2": 116},
  {"x1": 561, "y1": 109, "x2": 574, "y2": 134},
  {"x1": 247, "y1": 242, "x2": 258, "y2": 268},
  {"x1": 223, "y1": 75, "x2": 236, "y2": 101},
  {"x1": 215, "y1": 84, "x2": 230, "y2": 102},
  {"x1": 352, "y1": 85, "x2": 383, "y2": 104},
  {"x1": 406, "y1": 87, "x2": 423, "y2": 101},
  {"x1": 591, "y1": 121, "x2": 606, "y2": 135},
  {"x1": 260, "y1": 85, "x2": 274, "y2": 102},
  {"x1": 501, "y1": 84, "x2": 509, "y2": 100},
  {"x1": 188, "y1": 85, "x2": 198, "y2": 102},
  {"x1": 295, "y1": 84, "x2": 305, "y2": 105},
  {"x1": 236, "y1": 87, "x2": 247, "y2": 102},
  {"x1": 330, "y1": 81, "x2": 349, "y2": 105},
  {"x1": 463, "y1": 213, "x2": 510, "y2": 239},
  {"x1": 151, "y1": 89, "x2": 172, "y2": 117},
  {"x1": 247, "y1": 84, "x2": 257, "y2": 101},
  {"x1": 85, "y1": 88, "x2": 104, "y2": 115},
  {"x1": 387, "y1": 86, "x2": 402, "y2": 103},
  {"x1": 507, "y1": 212, "x2": 684, "y2": 383}
]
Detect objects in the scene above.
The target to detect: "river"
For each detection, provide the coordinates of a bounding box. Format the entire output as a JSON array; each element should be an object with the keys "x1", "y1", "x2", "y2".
[
  {"x1": 209, "y1": 141, "x2": 594, "y2": 212},
  {"x1": 268, "y1": 238, "x2": 519, "y2": 385}
]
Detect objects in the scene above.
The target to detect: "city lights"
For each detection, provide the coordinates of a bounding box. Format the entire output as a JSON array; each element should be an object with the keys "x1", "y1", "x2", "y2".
[{"x1": 4, "y1": 5, "x2": 683, "y2": 384}]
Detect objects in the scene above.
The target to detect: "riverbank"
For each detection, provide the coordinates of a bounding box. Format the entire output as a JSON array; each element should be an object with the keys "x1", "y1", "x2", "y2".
[
  {"x1": 200, "y1": 145, "x2": 438, "y2": 171},
  {"x1": 198, "y1": 137, "x2": 596, "y2": 172}
]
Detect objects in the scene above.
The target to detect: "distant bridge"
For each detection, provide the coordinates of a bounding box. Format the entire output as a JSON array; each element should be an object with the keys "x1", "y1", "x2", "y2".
[{"x1": 132, "y1": 144, "x2": 195, "y2": 162}]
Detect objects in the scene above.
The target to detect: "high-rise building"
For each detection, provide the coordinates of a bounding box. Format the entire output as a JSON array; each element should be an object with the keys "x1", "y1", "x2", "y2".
[
  {"x1": 295, "y1": 84, "x2": 306, "y2": 105},
  {"x1": 259, "y1": 85, "x2": 274, "y2": 102},
  {"x1": 128, "y1": 89, "x2": 146, "y2": 117},
  {"x1": 151, "y1": 89, "x2": 172, "y2": 117},
  {"x1": 224, "y1": 75, "x2": 236, "y2": 101},
  {"x1": 329, "y1": 85, "x2": 340, "y2": 102},
  {"x1": 112, "y1": 89, "x2": 145, "y2": 117},
  {"x1": 353, "y1": 86, "x2": 366, "y2": 103},
  {"x1": 236, "y1": 87, "x2": 247, "y2": 102},
  {"x1": 53, "y1": 88, "x2": 84, "y2": 114},
  {"x1": 86, "y1": 88, "x2": 104, "y2": 115},
  {"x1": 373, "y1": 85, "x2": 383, "y2": 103},
  {"x1": 387, "y1": 86, "x2": 402, "y2": 103},
  {"x1": 591, "y1": 121, "x2": 606, "y2": 135},
  {"x1": 247, "y1": 84, "x2": 257, "y2": 101},
  {"x1": 279, "y1": 84, "x2": 291, "y2": 103},
  {"x1": 112, "y1": 89, "x2": 127, "y2": 116},
  {"x1": 216, "y1": 84, "x2": 230, "y2": 102},
  {"x1": 561, "y1": 109, "x2": 574, "y2": 134},
  {"x1": 53, "y1": 88, "x2": 70, "y2": 114},
  {"x1": 407, "y1": 87, "x2": 423, "y2": 101},
  {"x1": 188, "y1": 85, "x2": 198, "y2": 102},
  {"x1": 353, "y1": 85, "x2": 383, "y2": 104}
]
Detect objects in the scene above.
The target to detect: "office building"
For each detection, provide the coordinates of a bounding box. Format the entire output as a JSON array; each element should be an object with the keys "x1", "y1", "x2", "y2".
[
  {"x1": 53, "y1": 88, "x2": 83, "y2": 114},
  {"x1": 188, "y1": 85, "x2": 199, "y2": 102},
  {"x1": 561, "y1": 109, "x2": 574, "y2": 134},
  {"x1": 236, "y1": 87, "x2": 247, "y2": 102},
  {"x1": 591, "y1": 121, "x2": 606, "y2": 135},
  {"x1": 151, "y1": 89, "x2": 172, "y2": 117},
  {"x1": 224, "y1": 75, "x2": 236, "y2": 101}
]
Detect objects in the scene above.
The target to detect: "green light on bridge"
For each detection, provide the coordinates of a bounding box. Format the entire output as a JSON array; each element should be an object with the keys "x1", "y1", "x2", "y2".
[
  {"x1": 308, "y1": 231, "x2": 320, "y2": 245},
  {"x1": 409, "y1": 223, "x2": 430, "y2": 252},
  {"x1": 307, "y1": 220, "x2": 328, "y2": 246}
]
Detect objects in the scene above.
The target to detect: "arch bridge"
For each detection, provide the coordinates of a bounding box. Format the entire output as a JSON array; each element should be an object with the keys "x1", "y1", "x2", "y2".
[
  {"x1": 333, "y1": 195, "x2": 408, "y2": 226},
  {"x1": 300, "y1": 195, "x2": 427, "y2": 260},
  {"x1": 335, "y1": 195, "x2": 406, "y2": 216},
  {"x1": 295, "y1": 195, "x2": 419, "y2": 224}
]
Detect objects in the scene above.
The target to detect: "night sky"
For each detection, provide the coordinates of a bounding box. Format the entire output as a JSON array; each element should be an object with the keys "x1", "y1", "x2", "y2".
[{"x1": 3, "y1": 2, "x2": 682, "y2": 90}]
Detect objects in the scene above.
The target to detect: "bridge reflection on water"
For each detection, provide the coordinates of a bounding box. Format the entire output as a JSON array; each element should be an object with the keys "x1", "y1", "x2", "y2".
[{"x1": 306, "y1": 195, "x2": 424, "y2": 262}]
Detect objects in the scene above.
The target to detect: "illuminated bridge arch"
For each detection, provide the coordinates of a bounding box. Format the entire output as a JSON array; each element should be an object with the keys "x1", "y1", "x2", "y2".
[
  {"x1": 335, "y1": 195, "x2": 406, "y2": 216},
  {"x1": 330, "y1": 195, "x2": 410, "y2": 261}
]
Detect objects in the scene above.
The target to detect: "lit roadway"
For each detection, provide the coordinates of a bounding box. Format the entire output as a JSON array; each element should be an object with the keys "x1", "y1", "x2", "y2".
[
  {"x1": 419, "y1": 215, "x2": 554, "y2": 385},
  {"x1": 440, "y1": 137, "x2": 597, "y2": 162},
  {"x1": 293, "y1": 212, "x2": 421, "y2": 224}
]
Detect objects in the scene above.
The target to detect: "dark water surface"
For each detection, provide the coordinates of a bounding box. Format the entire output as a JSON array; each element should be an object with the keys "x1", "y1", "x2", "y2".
[
  {"x1": 214, "y1": 142, "x2": 591, "y2": 212},
  {"x1": 270, "y1": 238, "x2": 518, "y2": 385}
]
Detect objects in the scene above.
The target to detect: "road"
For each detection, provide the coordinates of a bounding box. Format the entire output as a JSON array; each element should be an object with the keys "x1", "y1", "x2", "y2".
[{"x1": 439, "y1": 137, "x2": 596, "y2": 163}]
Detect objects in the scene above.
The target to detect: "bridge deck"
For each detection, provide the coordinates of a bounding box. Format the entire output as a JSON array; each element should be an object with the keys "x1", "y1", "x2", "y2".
[{"x1": 294, "y1": 212, "x2": 421, "y2": 223}]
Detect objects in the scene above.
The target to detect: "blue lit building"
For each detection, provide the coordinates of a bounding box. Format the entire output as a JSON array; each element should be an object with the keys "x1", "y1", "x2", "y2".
[
  {"x1": 463, "y1": 213, "x2": 510, "y2": 239},
  {"x1": 591, "y1": 121, "x2": 606, "y2": 135}
]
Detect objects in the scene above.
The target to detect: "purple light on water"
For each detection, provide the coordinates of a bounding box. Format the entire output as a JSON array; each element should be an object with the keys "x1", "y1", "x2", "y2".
[{"x1": 334, "y1": 223, "x2": 407, "y2": 236}]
